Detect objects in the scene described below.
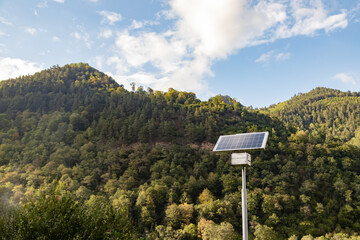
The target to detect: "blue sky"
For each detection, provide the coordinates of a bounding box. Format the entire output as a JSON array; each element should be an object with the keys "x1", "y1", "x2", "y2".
[{"x1": 0, "y1": 0, "x2": 359, "y2": 107}]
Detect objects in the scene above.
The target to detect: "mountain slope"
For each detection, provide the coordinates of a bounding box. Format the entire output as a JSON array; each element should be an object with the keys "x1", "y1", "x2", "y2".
[
  {"x1": 266, "y1": 87, "x2": 360, "y2": 144},
  {"x1": 0, "y1": 63, "x2": 117, "y2": 116},
  {"x1": 0, "y1": 65, "x2": 359, "y2": 239}
]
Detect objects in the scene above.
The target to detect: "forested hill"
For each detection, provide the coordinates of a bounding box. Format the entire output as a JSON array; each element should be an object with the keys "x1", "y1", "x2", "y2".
[
  {"x1": 0, "y1": 63, "x2": 282, "y2": 145},
  {"x1": 0, "y1": 64, "x2": 359, "y2": 239},
  {"x1": 265, "y1": 87, "x2": 360, "y2": 145},
  {"x1": 0, "y1": 63, "x2": 117, "y2": 115}
]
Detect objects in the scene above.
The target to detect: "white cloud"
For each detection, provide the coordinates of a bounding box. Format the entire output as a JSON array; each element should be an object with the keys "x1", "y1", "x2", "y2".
[
  {"x1": 0, "y1": 57, "x2": 43, "y2": 80},
  {"x1": 0, "y1": 17, "x2": 12, "y2": 25},
  {"x1": 52, "y1": 36, "x2": 60, "y2": 41},
  {"x1": 26, "y1": 27, "x2": 47, "y2": 36},
  {"x1": 26, "y1": 27, "x2": 37, "y2": 35},
  {"x1": 275, "y1": 52, "x2": 291, "y2": 61},
  {"x1": 109, "y1": 29, "x2": 209, "y2": 92},
  {"x1": 128, "y1": 20, "x2": 160, "y2": 30},
  {"x1": 106, "y1": 56, "x2": 129, "y2": 75},
  {"x1": 255, "y1": 51, "x2": 275, "y2": 63},
  {"x1": 274, "y1": 0, "x2": 347, "y2": 39},
  {"x1": 54, "y1": 0, "x2": 64, "y2": 3},
  {"x1": 348, "y1": 2, "x2": 360, "y2": 22},
  {"x1": 129, "y1": 20, "x2": 144, "y2": 30},
  {"x1": 37, "y1": 0, "x2": 48, "y2": 8},
  {"x1": 170, "y1": 0, "x2": 288, "y2": 58},
  {"x1": 332, "y1": 73, "x2": 357, "y2": 85},
  {"x1": 87, "y1": 0, "x2": 98, "y2": 2},
  {"x1": 98, "y1": 11, "x2": 122, "y2": 25},
  {"x1": 99, "y1": 29, "x2": 113, "y2": 39},
  {"x1": 255, "y1": 50, "x2": 290, "y2": 63},
  {"x1": 71, "y1": 28, "x2": 92, "y2": 48},
  {"x1": 108, "y1": 0, "x2": 349, "y2": 95},
  {"x1": 114, "y1": 30, "x2": 186, "y2": 72},
  {"x1": 72, "y1": 32, "x2": 81, "y2": 40}
]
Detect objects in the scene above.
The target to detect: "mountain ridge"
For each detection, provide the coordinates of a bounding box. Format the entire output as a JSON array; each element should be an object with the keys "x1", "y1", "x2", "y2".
[
  {"x1": 265, "y1": 87, "x2": 360, "y2": 145},
  {"x1": 2, "y1": 63, "x2": 358, "y2": 112}
]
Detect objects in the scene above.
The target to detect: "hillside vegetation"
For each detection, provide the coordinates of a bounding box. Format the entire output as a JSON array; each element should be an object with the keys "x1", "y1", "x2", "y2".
[
  {"x1": 0, "y1": 64, "x2": 359, "y2": 239},
  {"x1": 266, "y1": 87, "x2": 360, "y2": 144}
]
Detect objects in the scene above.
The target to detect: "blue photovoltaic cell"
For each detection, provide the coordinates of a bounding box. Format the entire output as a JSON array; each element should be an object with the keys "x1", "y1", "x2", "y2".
[{"x1": 213, "y1": 132, "x2": 268, "y2": 151}]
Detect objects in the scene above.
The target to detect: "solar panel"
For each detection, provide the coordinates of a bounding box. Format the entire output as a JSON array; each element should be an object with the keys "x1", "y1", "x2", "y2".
[{"x1": 213, "y1": 132, "x2": 269, "y2": 151}]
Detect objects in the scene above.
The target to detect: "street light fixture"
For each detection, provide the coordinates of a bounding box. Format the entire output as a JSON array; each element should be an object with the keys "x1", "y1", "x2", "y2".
[{"x1": 213, "y1": 132, "x2": 269, "y2": 240}]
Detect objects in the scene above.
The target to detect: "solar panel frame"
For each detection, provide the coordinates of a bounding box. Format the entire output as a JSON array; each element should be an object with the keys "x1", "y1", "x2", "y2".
[{"x1": 212, "y1": 132, "x2": 269, "y2": 152}]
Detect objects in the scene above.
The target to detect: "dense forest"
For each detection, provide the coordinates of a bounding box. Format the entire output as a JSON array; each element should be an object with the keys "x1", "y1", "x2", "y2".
[
  {"x1": 265, "y1": 87, "x2": 360, "y2": 144},
  {"x1": 0, "y1": 63, "x2": 359, "y2": 239}
]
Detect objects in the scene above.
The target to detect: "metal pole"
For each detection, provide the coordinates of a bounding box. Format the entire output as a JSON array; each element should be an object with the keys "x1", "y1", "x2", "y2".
[{"x1": 242, "y1": 166, "x2": 248, "y2": 240}]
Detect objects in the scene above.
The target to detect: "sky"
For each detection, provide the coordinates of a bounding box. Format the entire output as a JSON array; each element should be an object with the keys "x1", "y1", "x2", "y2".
[{"x1": 0, "y1": 0, "x2": 359, "y2": 108}]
